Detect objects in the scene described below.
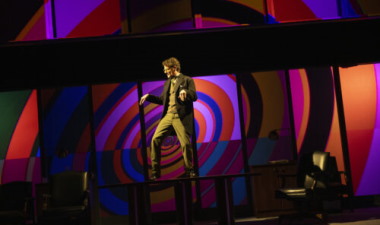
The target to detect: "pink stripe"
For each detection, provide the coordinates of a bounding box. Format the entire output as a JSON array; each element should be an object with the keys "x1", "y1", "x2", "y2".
[
  {"x1": 289, "y1": 70, "x2": 304, "y2": 139},
  {"x1": 2, "y1": 159, "x2": 29, "y2": 183}
]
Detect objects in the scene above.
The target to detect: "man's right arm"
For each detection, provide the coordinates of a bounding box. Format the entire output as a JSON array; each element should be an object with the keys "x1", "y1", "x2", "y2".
[
  {"x1": 140, "y1": 94, "x2": 164, "y2": 105},
  {"x1": 139, "y1": 94, "x2": 149, "y2": 105}
]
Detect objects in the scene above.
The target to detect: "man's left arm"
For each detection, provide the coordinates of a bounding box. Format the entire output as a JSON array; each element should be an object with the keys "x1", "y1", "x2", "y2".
[{"x1": 179, "y1": 77, "x2": 197, "y2": 102}]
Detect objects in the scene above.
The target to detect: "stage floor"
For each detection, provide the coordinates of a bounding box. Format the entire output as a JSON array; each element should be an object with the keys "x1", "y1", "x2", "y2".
[{"x1": 162, "y1": 207, "x2": 380, "y2": 225}]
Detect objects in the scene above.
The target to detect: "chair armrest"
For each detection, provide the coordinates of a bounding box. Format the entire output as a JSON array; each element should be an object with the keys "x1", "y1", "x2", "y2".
[
  {"x1": 82, "y1": 190, "x2": 91, "y2": 207},
  {"x1": 308, "y1": 170, "x2": 326, "y2": 190},
  {"x1": 338, "y1": 171, "x2": 349, "y2": 183}
]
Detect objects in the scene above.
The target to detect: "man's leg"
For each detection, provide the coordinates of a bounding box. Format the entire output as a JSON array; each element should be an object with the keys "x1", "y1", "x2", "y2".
[
  {"x1": 171, "y1": 114, "x2": 195, "y2": 176},
  {"x1": 151, "y1": 113, "x2": 173, "y2": 178}
]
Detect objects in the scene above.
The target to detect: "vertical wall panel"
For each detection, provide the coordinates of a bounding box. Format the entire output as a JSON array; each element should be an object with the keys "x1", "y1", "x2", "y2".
[{"x1": 340, "y1": 64, "x2": 380, "y2": 196}]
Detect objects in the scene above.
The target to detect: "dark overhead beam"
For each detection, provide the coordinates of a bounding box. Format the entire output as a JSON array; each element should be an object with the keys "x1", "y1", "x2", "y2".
[{"x1": 1, "y1": 16, "x2": 380, "y2": 91}]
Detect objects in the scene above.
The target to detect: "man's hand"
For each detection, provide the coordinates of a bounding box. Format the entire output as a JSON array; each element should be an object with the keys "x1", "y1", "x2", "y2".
[
  {"x1": 140, "y1": 94, "x2": 149, "y2": 105},
  {"x1": 179, "y1": 90, "x2": 187, "y2": 101}
]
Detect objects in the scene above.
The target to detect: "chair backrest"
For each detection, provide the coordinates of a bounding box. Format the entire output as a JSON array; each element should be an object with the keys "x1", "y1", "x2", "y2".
[
  {"x1": 298, "y1": 151, "x2": 330, "y2": 189},
  {"x1": 0, "y1": 181, "x2": 33, "y2": 211},
  {"x1": 326, "y1": 156, "x2": 341, "y2": 182},
  {"x1": 50, "y1": 171, "x2": 88, "y2": 207}
]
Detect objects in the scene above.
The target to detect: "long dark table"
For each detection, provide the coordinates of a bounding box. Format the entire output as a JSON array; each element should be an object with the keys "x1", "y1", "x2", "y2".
[{"x1": 98, "y1": 173, "x2": 260, "y2": 225}]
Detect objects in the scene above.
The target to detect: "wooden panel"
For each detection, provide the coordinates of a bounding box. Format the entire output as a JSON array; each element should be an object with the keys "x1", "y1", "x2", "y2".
[{"x1": 250, "y1": 161, "x2": 297, "y2": 217}]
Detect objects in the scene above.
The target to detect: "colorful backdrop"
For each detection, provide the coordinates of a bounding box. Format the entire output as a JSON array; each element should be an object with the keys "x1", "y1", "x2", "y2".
[
  {"x1": 92, "y1": 82, "x2": 144, "y2": 216},
  {"x1": 2, "y1": 0, "x2": 379, "y2": 42},
  {"x1": 0, "y1": 90, "x2": 41, "y2": 184}
]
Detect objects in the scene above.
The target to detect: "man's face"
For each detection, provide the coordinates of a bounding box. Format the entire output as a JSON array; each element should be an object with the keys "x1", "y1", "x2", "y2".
[{"x1": 164, "y1": 66, "x2": 176, "y2": 78}]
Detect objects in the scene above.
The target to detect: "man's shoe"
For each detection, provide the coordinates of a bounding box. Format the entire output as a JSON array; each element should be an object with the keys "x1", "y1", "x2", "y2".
[
  {"x1": 149, "y1": 174, "x2": 160, "y2": 181},
  {"x1": 189, "y1": 172, "x2": 197, "y2": 178},
  {"x1": 186, "y1": 171, "x2": 197, "y2": 178}
]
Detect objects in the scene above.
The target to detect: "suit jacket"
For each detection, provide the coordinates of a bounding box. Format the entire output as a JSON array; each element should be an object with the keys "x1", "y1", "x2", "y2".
[{"x1": 146, "y1": 73, "x2": 197, "y2": 136}]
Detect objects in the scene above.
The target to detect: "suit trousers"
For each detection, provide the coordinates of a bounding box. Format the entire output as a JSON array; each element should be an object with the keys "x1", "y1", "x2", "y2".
[{"x1": 151, "y1": 113, "x2": 193, "y2": 176}]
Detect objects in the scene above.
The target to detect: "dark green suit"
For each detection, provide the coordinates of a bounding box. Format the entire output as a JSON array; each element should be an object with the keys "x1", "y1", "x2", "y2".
[{"x1": 146, "y1": 74, "x2": 197, "y2": 176}]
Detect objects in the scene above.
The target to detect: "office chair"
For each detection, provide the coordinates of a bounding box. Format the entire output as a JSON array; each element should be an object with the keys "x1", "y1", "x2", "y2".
[
  {"x1": 323, "y1": 156, "x2": 352, "y2": 212},
  {"x1": 275, "y1": 151, "x2": 345, "y2": 224},
  {"x1": 39, "y1": 171, "x2": 90, "y2": 225},
  {"x1": 0, "y1": 181, "x2": 35, "y2": 225}
]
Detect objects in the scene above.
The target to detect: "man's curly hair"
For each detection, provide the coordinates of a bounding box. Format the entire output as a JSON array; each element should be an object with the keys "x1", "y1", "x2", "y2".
[{"x1": 162, "y1": 57, "x2": 181, "y2": 72}]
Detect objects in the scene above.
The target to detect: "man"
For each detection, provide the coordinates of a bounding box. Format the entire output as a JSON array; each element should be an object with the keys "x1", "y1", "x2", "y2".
[{"x1": 140, "y1": 57, "x2": 198, "y2": 181}]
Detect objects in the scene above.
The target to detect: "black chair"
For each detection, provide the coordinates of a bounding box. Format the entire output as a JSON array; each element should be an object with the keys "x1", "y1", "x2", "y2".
[
  {"x1": 39, "y1": 171, "x2": 90, "y2": 225},
  {"x1": 0, "y1": 181, "x2": 35, "y2": 225},
  {"x1": 323, "y1": 156, "x2": 352, "y2": 212},
  {"x1": 275, "y1": 151, "x2": 346, "y2": 224}
]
